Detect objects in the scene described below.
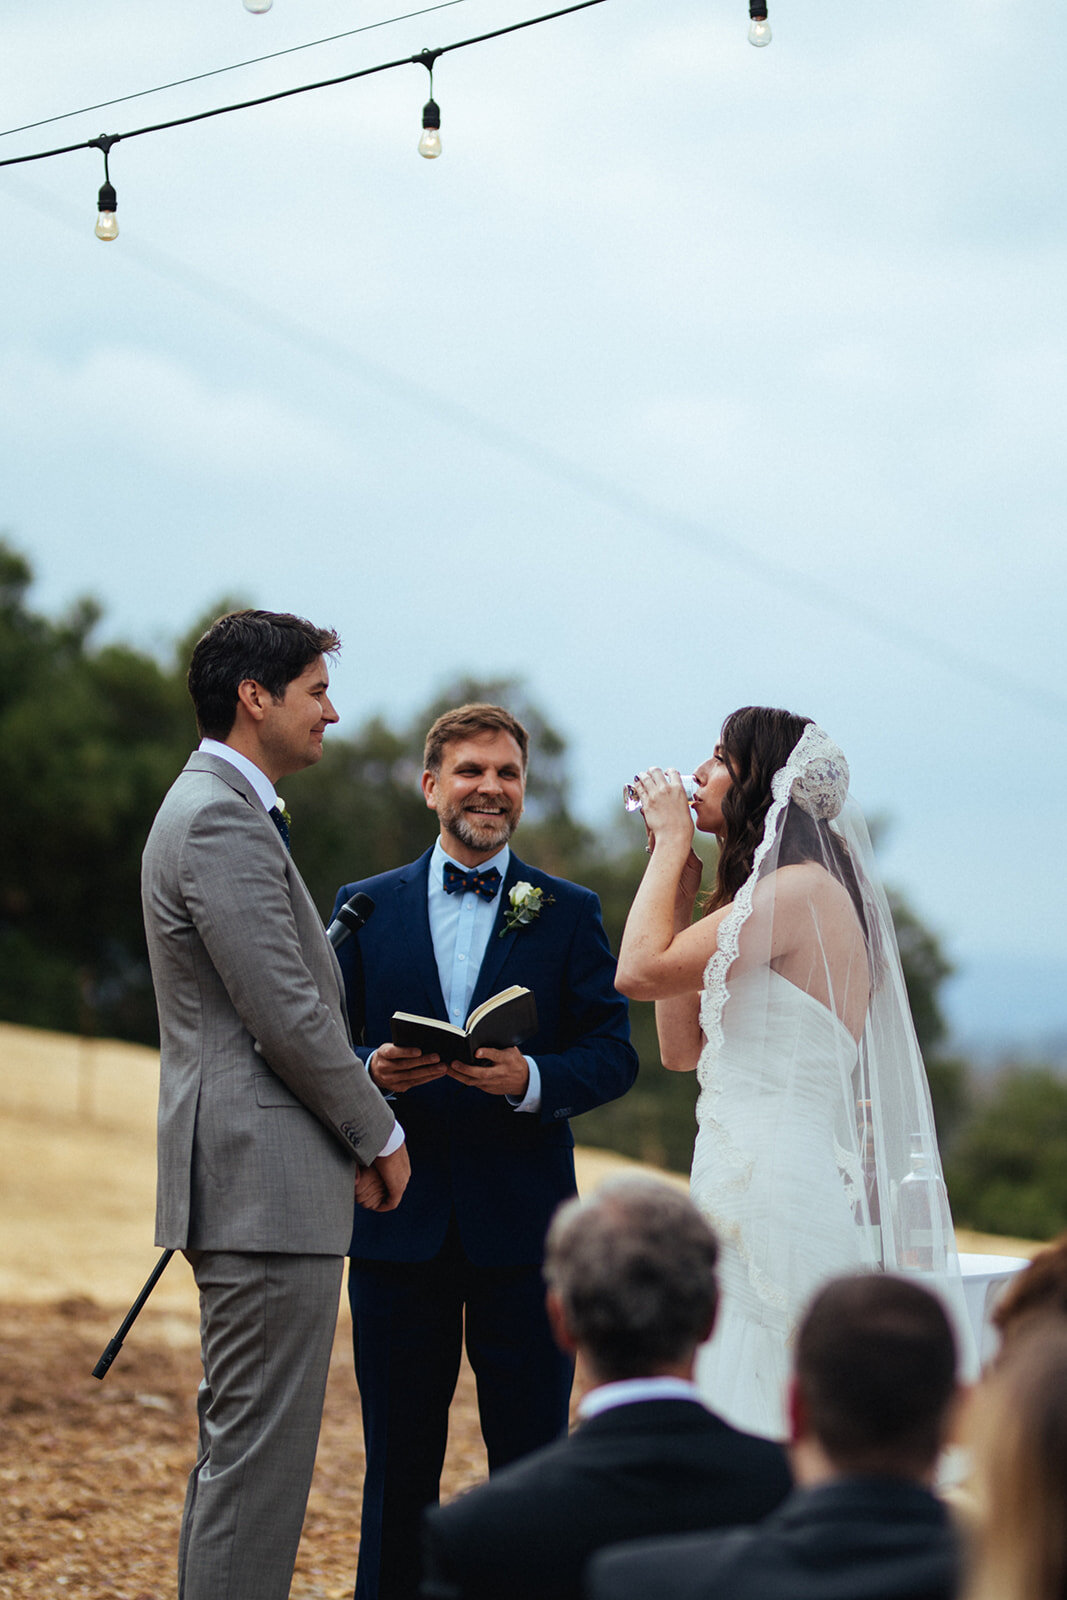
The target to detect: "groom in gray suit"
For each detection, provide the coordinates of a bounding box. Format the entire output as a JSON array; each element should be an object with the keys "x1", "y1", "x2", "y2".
[{"x1": 142, "y1": 609, "x2": 410, "y2": 1600}]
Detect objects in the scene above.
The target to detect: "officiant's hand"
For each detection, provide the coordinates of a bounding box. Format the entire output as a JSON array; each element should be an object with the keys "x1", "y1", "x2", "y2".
[
  {"x1": 369, "y1": 1042, "x2": 447, "y2": 1094},
  {"x1": 447, "y1": 1047, "x2": 529, "y2": 1098}
]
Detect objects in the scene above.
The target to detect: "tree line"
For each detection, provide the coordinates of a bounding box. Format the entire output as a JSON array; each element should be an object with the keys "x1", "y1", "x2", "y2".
[{"x1": 2, "y1": 538, "x2": 1064, "y2": 1239}]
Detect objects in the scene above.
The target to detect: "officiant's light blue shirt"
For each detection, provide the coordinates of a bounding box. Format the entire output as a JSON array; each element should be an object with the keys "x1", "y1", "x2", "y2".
[{"x1": 428, "y1": 838, "x2": 540, "y2": 1113}]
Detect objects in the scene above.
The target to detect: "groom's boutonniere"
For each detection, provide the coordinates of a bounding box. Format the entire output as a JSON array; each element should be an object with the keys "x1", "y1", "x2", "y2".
[{"x1": 500, "y1": 880, "x2": 554, "y2": 937}]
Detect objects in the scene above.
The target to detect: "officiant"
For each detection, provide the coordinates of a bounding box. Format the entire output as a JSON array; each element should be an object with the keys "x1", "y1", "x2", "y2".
[{"x1": 331, "y1": 702, "x2": 638, "y2": 1600}]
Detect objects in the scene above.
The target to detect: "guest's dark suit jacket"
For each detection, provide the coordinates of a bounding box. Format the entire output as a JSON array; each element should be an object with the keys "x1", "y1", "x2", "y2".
[
  {"x1": 420, "y1": 1397, "x2": 792, "y2": 1600},
  {"x1": 587, "y1": 1478, "x2": 961, "y2": 1600},
  {"x1": 332, "y1": 848, "x2": 638, "y2": 1265}
]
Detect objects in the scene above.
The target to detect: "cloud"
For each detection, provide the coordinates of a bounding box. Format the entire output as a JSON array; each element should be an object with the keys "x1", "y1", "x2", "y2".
[{"x1": 0, "y1": 345, "x2": 356, "y2": 482}]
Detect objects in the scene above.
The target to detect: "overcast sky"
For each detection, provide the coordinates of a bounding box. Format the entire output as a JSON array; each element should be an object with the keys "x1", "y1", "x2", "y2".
[{"x1": 3, "y1": 0, "x2": 1064, "y2": 1043}]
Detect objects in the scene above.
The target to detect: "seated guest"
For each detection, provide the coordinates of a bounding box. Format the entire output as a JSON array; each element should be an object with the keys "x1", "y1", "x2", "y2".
[
  {"x1": 990, "y1": 1232, "x2": 1067, "y2": 1352},
  {"x1": 963, "y1": 1318, "x2": 1067, "y2": 1600},
  {"x1": 420, "y1": 1175, "x2": 791, "y2": 1600},
  {"x1": 589, "y1": 1273, "x2": 962, "y2": 1600}
]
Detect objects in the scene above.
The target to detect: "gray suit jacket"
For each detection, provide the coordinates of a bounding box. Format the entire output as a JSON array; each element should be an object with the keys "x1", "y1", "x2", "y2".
[{"x1": 142, "y1": 751, "x2": 396, "y2": 1254}]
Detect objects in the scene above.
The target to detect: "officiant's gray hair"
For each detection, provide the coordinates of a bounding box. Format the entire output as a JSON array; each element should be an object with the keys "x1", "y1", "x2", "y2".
[{"x1": 544, "y1": 1176, "x2": 720, "y2": 1381}]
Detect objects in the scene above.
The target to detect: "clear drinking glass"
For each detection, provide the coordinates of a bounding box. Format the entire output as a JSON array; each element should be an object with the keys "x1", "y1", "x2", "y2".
[{"x1": 622, "y1": 773, "x2": 698, "y2": 812}]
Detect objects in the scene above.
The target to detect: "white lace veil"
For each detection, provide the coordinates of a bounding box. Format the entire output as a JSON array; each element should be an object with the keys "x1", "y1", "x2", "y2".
[{"x1": 693, "y1": 722, "x2": 975, "y2": 1369}]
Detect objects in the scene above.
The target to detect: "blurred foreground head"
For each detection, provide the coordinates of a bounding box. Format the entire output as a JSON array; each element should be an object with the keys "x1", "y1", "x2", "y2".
[
  {"x1": 543, "y1": 1176, "x2": 719, "y2": 1384},
  {"x1": 991, "y1": 1233, "x2": 1067, "y2": 1353},
  {"x1": 792, "y1": 1274, "x2": 958, "y2": 1480},
  {"x1": 965, "y1": 1318, "x2": 1067, "y2": 1600}
]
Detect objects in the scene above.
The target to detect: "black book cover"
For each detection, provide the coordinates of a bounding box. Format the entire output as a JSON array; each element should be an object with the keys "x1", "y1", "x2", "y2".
[{"x1": 390, "y1": 986, "x2": 538, "y2": 1066}]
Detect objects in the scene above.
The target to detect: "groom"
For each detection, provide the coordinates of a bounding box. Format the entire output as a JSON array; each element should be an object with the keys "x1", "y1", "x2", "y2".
[{"x1": 331, "y1": 703, "x2": 638, "y2": 1600}]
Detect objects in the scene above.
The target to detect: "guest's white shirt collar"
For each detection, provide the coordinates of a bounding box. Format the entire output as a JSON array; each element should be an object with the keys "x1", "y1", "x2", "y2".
[
  {"x1": 578, "y1": 1376, "x2": 707, "y2": 1420},
  {"x1": 199, "y1": 738, "x2": 279, "y2": 815}
]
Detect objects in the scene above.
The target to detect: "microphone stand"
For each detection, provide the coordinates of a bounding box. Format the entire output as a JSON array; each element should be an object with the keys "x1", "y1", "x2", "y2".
[
  {"x1": 92, "y1": 1249, "x2": 174, "y2": 1378},
  {"x1": 327, "y1": 891, "x2": 375, "y2": 1045},
  {"x1": 92, "y1": 893, "x2": 377, "y2": 1379}
]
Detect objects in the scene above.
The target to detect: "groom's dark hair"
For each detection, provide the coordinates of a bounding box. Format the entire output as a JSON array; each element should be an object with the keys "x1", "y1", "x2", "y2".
[
  {"x1": 188, "y1": 609, "x2": 340, "y2": 739},
  {"x1": 796, "y1": 1274, "x2": 957, "y2": 1475},
  {"x1": 543, "y1": 1177, "x2": 719, "y2": 1382}
]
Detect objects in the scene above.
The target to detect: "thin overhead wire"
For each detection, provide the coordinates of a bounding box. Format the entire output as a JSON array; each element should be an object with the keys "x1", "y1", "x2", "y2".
[
  {"x1": 9, "y1": 172, "x2": 1064, "y2": 731},
  {"x1": 0, "y1": 0, "x2": 609, "y2": 170},
  {"x1": 0, "y1": 0, "x2": 477, "y2": 141}
]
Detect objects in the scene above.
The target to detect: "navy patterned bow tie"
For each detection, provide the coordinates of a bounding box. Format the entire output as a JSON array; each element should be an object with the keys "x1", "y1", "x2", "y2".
[
  {"x1": 442, "y1": 862, "x2": 502, "y2": 901},
  {"x1": 269, "y1": 805, "x2": 291, "y2": 852}
]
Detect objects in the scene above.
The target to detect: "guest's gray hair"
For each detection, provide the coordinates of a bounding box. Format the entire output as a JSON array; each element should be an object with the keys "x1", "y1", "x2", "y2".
[{"x1": 543, "y1": 1176, "x2": 719, "y2": 1381}]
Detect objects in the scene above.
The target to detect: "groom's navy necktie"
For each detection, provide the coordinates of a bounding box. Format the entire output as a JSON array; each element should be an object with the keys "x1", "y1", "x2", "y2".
[
  {"x1": 442, "y1": 861, "x2": 501, "y2": 901},
  {"x1": 269, "y1": 805, "x2": 291, "y2": 852}
]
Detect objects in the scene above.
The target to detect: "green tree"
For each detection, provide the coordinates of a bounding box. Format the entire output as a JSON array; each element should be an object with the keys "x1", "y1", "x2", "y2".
[
  {"x1": 886, "y1": 890, "x2": 970, "y2": 1151},
  {"x1": 945, "y1": 1067, "x2": 1067, "y2": 1240},
  {"x1": 0, "y1": 540, "x2": 195, "y2": 1039},
  {"x1": 293, "y1": 674, "x2": 594, "y2": 918},
  {"x1": 0, "y1": 547, "x2": 975, "y2": 1191}
]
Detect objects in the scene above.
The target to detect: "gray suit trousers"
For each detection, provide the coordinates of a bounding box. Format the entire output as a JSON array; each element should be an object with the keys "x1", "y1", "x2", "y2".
[{"x1": 178, "y1": 1251, "x2": 344, "y2": 1600}]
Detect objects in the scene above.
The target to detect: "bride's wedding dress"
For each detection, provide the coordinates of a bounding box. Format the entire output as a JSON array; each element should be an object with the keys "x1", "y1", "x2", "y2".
[
  {"x1": 686, "y1": 725, "x2": 972, "y2": 1441},
  {"x1": 691, "y1": 967, "x2": 877, "y2": 1439}
]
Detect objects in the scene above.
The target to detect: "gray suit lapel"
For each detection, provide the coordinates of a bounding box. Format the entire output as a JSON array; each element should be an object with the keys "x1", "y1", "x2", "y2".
[
  {"x1": 187, "y1": 750, "x2": 265, "y2": 809},
  {"x1": 185, "y1": 750, "x2": 336, "y2": 986}
]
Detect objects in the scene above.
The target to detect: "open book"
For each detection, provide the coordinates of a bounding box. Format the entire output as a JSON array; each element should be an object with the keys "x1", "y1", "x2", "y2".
[{"x1": 390, "y1": 986, "x2": 538, "y2": 1066}]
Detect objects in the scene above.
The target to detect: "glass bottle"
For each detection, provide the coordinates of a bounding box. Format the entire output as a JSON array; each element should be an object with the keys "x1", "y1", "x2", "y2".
[{"x1": 897, "y1": 1134, "x2": 949, "y2": 1273}]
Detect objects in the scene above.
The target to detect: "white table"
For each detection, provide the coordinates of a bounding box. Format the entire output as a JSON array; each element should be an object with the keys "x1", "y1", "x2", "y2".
[{"x1": 958, "y1": 1251, "x2": 1031, "y2": 1365}]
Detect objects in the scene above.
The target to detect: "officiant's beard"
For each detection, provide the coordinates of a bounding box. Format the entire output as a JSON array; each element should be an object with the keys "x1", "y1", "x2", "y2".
[{"x1": 439, "y1": 798, "x2": 519, "y2": 855}]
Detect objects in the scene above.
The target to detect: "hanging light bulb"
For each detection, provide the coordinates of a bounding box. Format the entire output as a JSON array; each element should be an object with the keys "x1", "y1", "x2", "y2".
[
  {"x1": 413, "y1": 48, "x2": 444, "y2": 159},
  {"x1": 89, "y1": 133, "x2": 122, "y2": 241},
  {"x1": 748, "y1": 2, "x2": 772, "y2": 45},
  {"x1": 418, "y1": 98, "x2": 442, "y2": 159},
  {"x1": 94, "y1": 179, "x2": 119, "y2": 241},
  {"x1": 95, "y1": 180, "x2": 119, "y2": 240},
  {"x1": 243, "y1": 0, "x2": 273, "y2": 12}
]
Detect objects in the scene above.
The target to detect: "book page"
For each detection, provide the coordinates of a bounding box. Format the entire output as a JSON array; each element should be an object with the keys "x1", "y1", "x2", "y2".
[
  {"x1": 464, "y1": 986, "x2": 529, "y2": 1032},
  {"x1": 392, "y1": 1011, "x2": 468, "y2": 1039}
]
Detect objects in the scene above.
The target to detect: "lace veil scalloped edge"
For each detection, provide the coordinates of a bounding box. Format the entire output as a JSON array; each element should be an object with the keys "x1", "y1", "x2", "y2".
[{"x1": 698, "y1": 722, "x2": 850, "y2": 1053}]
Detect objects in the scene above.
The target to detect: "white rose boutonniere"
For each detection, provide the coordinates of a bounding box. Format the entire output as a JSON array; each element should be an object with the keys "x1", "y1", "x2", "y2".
[{"x1": 500, "y1": 880, "x2": 555, "y2": 937}]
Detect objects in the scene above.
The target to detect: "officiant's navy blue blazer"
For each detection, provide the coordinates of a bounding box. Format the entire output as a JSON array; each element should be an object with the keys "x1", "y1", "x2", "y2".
[{"x1": 332, "y1": 847, "x2": 638, "y2": 1266}]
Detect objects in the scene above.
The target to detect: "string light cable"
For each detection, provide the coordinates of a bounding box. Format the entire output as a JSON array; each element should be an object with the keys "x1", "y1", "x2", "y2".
[
  {"x1": 1, "y1": 0, "x2": 771, "y2": 233},
  {"x1": 7, "y1": 163, "x2": 1060, "y2": 730},
  {"x1": 0, "y1": 0, "x2": 478, "y2": 142},
  {"x1": 0, "y1": 0, "x2": 610, "y2": 187}
]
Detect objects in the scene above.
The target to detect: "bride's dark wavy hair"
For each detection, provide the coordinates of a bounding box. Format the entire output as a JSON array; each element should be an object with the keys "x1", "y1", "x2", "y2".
[
  {"x1": 704, "y1": 706, "x2": 868, "y2": 938},
  {"x1": 705, "y1": 707, "x2": 810, "y2": 913}
]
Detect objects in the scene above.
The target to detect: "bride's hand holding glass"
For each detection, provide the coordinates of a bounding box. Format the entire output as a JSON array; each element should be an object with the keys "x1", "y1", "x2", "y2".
[{"x1": 631, "y1": 768, "x2": 696, "y2": 858}]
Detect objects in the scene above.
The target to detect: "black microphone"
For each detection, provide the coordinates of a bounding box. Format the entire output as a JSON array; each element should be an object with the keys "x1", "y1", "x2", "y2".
[{"x1": 327, "y1": 892, "x2": 375, "y2": 948}]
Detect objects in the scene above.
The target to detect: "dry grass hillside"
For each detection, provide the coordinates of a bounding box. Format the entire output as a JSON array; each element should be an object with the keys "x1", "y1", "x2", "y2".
[
  {"x1": 0, "y1": 1022, "x2": 1033, "y2": 1600},
  {"x1": 0, "y1": 1023, "x2": 658, "y2": 1600}
]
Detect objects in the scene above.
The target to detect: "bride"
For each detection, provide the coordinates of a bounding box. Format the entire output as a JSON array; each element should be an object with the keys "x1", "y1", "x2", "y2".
[{"x1": 616, "y1": 708, "x2": 968, "y2": 1440}]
